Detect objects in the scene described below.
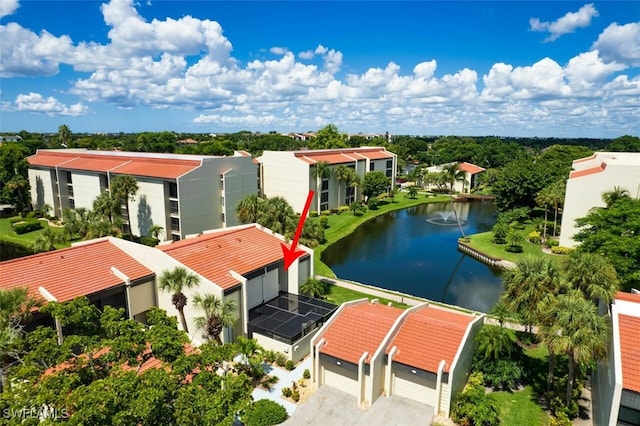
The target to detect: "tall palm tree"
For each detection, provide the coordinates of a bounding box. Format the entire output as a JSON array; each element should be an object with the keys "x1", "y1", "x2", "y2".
[
  {"x1": 110, "y1": 174, "x2": 139, "y2": 235},
  {"x1": 346, "y1": 171, "x2": 360, "y2": 204},
  {"x1": 93, "y1": 189, "x2": 121, "y2": 225},
  {"x1": 334, "y1": 165, "x2": 353, "y2": 207},
  {"x1": 193, "y1": 293, "x2": 237, "y2": 344},
  {"x1": 30, "y1": 228, "x2": 65, "y2": 253},
  {"x1": 259, "y1": 196, "x2": 295, "y2": 236},
  {"x1": 563, "y1": 251, "x2": 619, "y2": 307},
  {"x1": 548, "y1": 180, "x2": 565, "y2": 237},
  {"x1": 501, "y1": 256, "x2": 563, "y2": 332},
  {"x1": 57, "y1": 124, "x2": 71, "y2": 147},
  {"x1": 236, "y1": 194, "x2": 262, "y2": 224},
  {"x1": 311, "y1": 161, "x2": 333, "y2": 211},
  {"x1": 442, "y1": 163, "x2": 467, "y2": 194},
  {"x1": 602, "y1": 186, "x2": 630, "y2": 208},
  {"x1": 158, "y1": 267, "x2": 199, "y2": 333},
  {"x1": 148, "y1": 224, "x2": 164, "y2": 240},
  {"x1": 535, "y1": 187, "x2": 552, "y2": 241},
  {"x1": 545, "y1": 290, "x2": 609, "y2": 405}
]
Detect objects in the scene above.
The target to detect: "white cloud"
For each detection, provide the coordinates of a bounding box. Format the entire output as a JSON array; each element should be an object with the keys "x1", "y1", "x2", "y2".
[
  {"x1": 530, "y1": 3, "x2": 598, "y2": 42},
  {"x1": 12, "y1": 92, "x2": 89, "y2": 116},
  {"x1": 270, "y1": 47, "x2": 288, "y2": 55},
  {"x1": 0, "y1": 0, "x2": 19, "y2": 18},
  {"x1": 298, "y1": 50, "x2": 314, "y2": 60},
  {"x1": 592, "y1": 22, "x2": 640, "y2": 66}
]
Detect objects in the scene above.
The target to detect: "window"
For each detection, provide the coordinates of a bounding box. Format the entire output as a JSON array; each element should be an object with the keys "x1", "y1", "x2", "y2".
[
  {"x1": 169, "y1": 182, "x2": 178, "y2": 198},
  {"x1": 321, "y1": 179, "x2": 329, "y2": 191},
  {"x1": 171, "y1": 217, "x2": 180, "y2": 231},
  {"x1": 320, "y1": 203, "x2": 329, "y2": 211},
  {"x1": 220, "y1": 174, "x2": 224, "y2": 189},
  {"x1": 321, "y1": 192, "x2": 329, "y2": 203},
  {"x1": 171, "y1": 233, "x2": 181, "y2": 241},
  {"x1": 346, "y1": 186, "x2": 355, "y2": 204},
  {"x1": 386, "y1": 160, "x2": 393, "y2": 168},
  {"x1": 221, "y1": 213, "x2": 226, "y2": 223},
  {"x1": 369, "y1": 163, "x2": 375, "y2": 171},
  {"x1": 67, "y1": 186, "x2": 74, "y2": 197},
  {"x1": 99, "y1": 174, "x2": 108, "y2": 189},
  {"x1": 386, "y1": 169, "x2": 392, "y2": 178},
  {"x1": 68, "y1": 199, "x2": 75, "y2": 209},
  {"x1": 170, "y1": 200, "x2": 179, "y2": 214},
  {"x1": 221, "y1": 196, "x2": 225, "y2": 207},
  {"x1": 65, "y1": 171, "x2": 73, "y2": 184}
]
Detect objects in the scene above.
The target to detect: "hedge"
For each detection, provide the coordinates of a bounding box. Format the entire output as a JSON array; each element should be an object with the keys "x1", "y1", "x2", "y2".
[{"x1": 12, "y1": 221, "x2": 43, "y2": 234}]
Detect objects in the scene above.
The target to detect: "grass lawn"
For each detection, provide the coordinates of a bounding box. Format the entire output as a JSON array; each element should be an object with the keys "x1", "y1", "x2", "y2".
[
  {"x1": 464, "y1": 223, "x2": 566, "y2": 264},
  {"x1": 0, "y1": 216, "x2": 69, "y2": 249},
  {"x1": 314, "y1": 193, "x2": 450, "y2": 276},
  {"x1": 324, "y1": 283, "x2": 410, "y2": 309},
  {"x1": 493, "y1": 386, "x2": 550, "y2": 426}
]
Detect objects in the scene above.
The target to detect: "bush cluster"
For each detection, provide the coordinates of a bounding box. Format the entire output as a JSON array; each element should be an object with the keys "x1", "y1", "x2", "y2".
[
  {"x1": 451, "y1": 372, "x2": 500, "y2": 426},
  {"x1": 12, "y1": 220, "x2": 43, "y2": 234},
  {"x1": 528, "y1": 231, "x2": 541, "y2": 244},
  {"x1": 275, "y1": 352, "x2": 287, "y2": 367},
  {"x1": 551, "y1": 246, "x2": 573, "y2": 255},
  {"x1": 302, "y1": 369, "x2": 311, "y2": 380},
  {"x1": 285, "y1": 360, "x2": 295, "y2": 371},
  {"x1": 242, "y1": 400, "x2": 288, "y2": 426}
]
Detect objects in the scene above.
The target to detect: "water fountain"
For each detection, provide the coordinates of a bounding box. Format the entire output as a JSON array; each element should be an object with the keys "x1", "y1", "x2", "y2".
[{"x1": 425, "y1": 210, "x2": 467, "y2": 226}]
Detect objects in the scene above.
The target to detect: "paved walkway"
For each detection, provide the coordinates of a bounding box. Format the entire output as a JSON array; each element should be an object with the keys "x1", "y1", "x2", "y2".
[{"x1": 317, "y1": 275, "x2": 426, "y2": 307}]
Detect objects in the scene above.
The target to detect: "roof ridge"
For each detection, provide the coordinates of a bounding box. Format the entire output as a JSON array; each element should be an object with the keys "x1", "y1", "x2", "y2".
[{"x1": 0, "y1": 239, "x2": 112, "y2": 265}]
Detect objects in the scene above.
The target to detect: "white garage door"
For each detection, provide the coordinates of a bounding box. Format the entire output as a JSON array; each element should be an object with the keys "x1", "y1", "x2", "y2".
[
  {"x1": 246, "y1": 269, "x2": 281, "y2": 310},
  {"x1": 322, "y1": 359, "x2": 359, "y2": 396},
  {"x1": 392, "y1": 367, "x2": 437, "y2": 405}
]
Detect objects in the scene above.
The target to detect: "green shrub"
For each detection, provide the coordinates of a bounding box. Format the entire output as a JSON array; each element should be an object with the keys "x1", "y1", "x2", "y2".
[
  {"x1": 497, "y1": 207, "x2": 531, "y2": 225},
  {"x1": 263, "y1": 350, "x2": 276, "y2": 364},
  {"x1": 491, "y1": 222, "x2": 508, "y2": 244},
  {"x1": 285, "y1": 360, "x2": 295, "y2": 371},
  {"x1": 368, "y1": 198, "x2": 379, "y2": 210},
  {"x1": 330, "y1": 208, "x2": 339, "y2": 214},
  {"x1": 281, "y1": 387, "x2": 292, "y2": 398},
  {"x1": 242, "y1": 399, "x2": 288, "y2": 426},
  {"x1": 528, "y1": 231, "x2": 541, "y2": 244},
  {"x1": 338, "y1": 205, "x2": 350, "y2": 214},
  {"x1": 309, "y1": 211, "x2": 318, "y2": 218},
  {"x1": 291, "y1": 390, "x2": 300, "y2": 402},
  {"x1": 8, "y1": 217, "x2": 22, "y2": 224},
  {"x1": 318, "y1": 216, "x2": 329, "y2": 229},
  {"x1": 474, "y1": 358, "x2": 524, "y2": 391},
  {"x1": 320, "y1": 210, "x2": 332, "y2": 216},
  {"x1": 140, "y1": 236, "x2": 159, "y2": 247},
  {"x1": 303, "y1": 369, "x2": 311, "y2": 380},
  {"x1": 551, "y1": 246, "x2": 573, "y2": 255},
  {"x1": 275, "y1": 352, "x2": 287, "y2": 367},
  {"x1": 12, "y1": 221, "x2": 43, "y2": 234},
  {"x1": 451, "y1": 372, "x2": 499, "y2": 426},
  {"x1": 25, "y1": 211, "x2": 37, "y2": 219},
  {"x1": 547, "y1": 239, "x2": 559, "y2": 247}
]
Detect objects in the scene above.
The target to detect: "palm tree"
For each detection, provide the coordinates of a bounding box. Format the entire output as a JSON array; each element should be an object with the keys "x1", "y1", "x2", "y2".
[
  {"x1": 93, "y1": 189, "x2": 121, "y2": 225},
  {"x1": 259, "y1": 196, "x2": 295, "y2": 236},
  {"x1": 407, "y1": 185, "x2": 418, "y2": 199},
  {"x1": 602, "y1": 186, "x2": 630, "y2": 208},
  {"x1": 30, "y1": 228, "x2": 65, "y2": 253},
  {"x1": 350, "y1": 201, "x2": 366, "y2": 216},
  {"x1": 548, "y1": 180, "x2": 565, "y2": 237},
  {"x1": 535, "y1": 187, "x2": 552, "y2": 241},
  {"x1": 236, "y1": 194, "x2": 262, "y2": 224},
  {"x1": 57, "y1": 124, "x2": 71, "y2": 147},
  {"x1": 563, "y1": 251, "x2": 619, "y2": 307},
  {"x1": 545, "y1": 291, "x2": 609, "y2": 405},
  {"x1": 334, "y1": 165, "x2": 352, "y2": 207},
  {"x1": 193, "y1": 293, "x2": 237, "y2": 344},
  {"x1": 110, "y1": 174, "x2": 139, "y2": 235},
  {"x1": 236, "y1": 336, "x2": 262, "y2": 366},
  {"x1": 346, "y1": 171, "x2": 360, "y2": 204},
  {"x1": 158, "y1": 267, "x2": 199, "y2": 333},
  {"x1": 489, "y1": 300, "x2": 512, "y2": 327},
  {"x1": 311, "y1": 161, "x2": 333, "y2": 211},
  {"x1": 501, "y1": 256, "x2": 563, "y2": 332},
  {"x1": 299, "y1": 278, "x2": 328, "y2": 299},
  {"x1": 148, "y1": 224, "x2": 164, "y2": 240},
  {"x1": 442, "y1": 163, "x2": 467, "y2": 194},
  {"x1": 475, "y1": 325, "x2": 516, "y2": 360}
]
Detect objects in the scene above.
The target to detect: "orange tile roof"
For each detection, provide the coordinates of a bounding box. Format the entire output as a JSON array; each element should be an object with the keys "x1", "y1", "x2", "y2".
[
  {"x1": 159, "y1": 225, "x2": 291, "y2": 290},
  {"x1": 615, "y1": 291, "x2": 640, "y2": 304},
  {"x1": 459, "y1": 162, "x2": 485, "y2": 175},
  {"x1": 0, "y1": 240, "x2": 154, "y2": 303},
  {"x1": 319, "y1": 302, "x2": 403, "y2": 364},
  {"x1": 618, "y1": 314, "x2": 640, "y2": 393},
  {"x1": 386, "y1": 306, "x2": 475, "y2": 373},
  {"x1": 569, "y1": 162, "x2": 607, "y2": 179},
  {"x1": 28, "y1": 150, "x2": 202, "y2": 179},
  {"x1": 294, "y1": 147, "x2": 393, "y2": 165}
]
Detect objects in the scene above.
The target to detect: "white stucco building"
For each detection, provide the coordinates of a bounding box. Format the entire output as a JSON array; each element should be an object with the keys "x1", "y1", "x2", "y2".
[
  {"x1": 28, "y1": 149, "x2": 258, "y2": 240},
  {"x1": 310, "y1": 299, "x2": 483, "y2": 415},
  {"x1": 559, "y1": 152, "x2": 640, "y2": 248},
  {"x1": 425, "y1": 162, "x2": 485, "y2": 194},
  {"x1": 592, "y1": 292, "x2": 640, "y2": 426},
  {"x1": 258, "y1": 147, "x2": 397, "y2": 213},
  {"x1": 0, "y1": 224, "x2": 332, "y2": 358}
]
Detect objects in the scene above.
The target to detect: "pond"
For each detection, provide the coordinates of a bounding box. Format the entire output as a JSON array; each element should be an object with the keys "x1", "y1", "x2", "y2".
[{"x1": 321, "y1": 200, "x2": 504, "y2": 313}]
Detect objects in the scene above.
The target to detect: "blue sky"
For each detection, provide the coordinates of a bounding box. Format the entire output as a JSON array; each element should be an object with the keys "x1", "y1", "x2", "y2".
[{"x1": 1, "y1": 1, "x2": 639, "y2": 137}]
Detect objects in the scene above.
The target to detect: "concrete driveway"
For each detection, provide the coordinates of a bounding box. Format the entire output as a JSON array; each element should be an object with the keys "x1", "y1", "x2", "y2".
[{"x1": 284, "y1": 386, "x2": 434, "y2": 426}]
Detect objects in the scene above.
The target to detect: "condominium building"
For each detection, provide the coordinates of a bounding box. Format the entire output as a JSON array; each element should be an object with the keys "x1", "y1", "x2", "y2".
[
  {"x1": 258, "y1": 147, "x2": 397, "y2": 213},
  {"x1": 559, "y1": 152, "x2": 640, "y2": 248},
  {"x1": 27, "y1": 149, "x2": 258, "y2": 240}
]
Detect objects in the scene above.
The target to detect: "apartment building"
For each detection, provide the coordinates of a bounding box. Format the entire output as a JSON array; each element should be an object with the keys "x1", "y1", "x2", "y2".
[
  {"x1": 258, "y1": 147, "x2": 397, "y2": 213},
  {"x1": 27, "y1": 149, "x2": 258, "y2": 240},
  {"x1": 559, "y1": 152, "x2": 640, "y2": 247}
]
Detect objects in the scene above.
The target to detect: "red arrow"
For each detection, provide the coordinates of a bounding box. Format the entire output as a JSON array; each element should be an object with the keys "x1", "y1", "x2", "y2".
[{"x1": 281, "y1": 190, "x2": 315, "y2": 271}]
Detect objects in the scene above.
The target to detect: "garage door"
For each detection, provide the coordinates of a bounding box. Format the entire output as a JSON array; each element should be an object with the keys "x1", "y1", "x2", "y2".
[
  {"x1": 246, "y1": 269, "x2": 280, "y2": 310},
  {"x1": 392, "y1": 367, "x2": 437, "y2": 405},
  {"x1": 322, "y1": 359, "x2": 359, "y2": 396}
]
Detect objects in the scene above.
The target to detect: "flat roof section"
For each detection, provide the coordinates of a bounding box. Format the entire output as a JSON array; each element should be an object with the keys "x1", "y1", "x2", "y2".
[{"x1": 249, "y1": 293, "x2": 337, "y2": 344}]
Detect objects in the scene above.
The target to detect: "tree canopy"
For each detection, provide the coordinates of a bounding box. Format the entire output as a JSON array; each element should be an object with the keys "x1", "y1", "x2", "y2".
[{"x1": 362, "y1": 171, "x2": 389, "y2": 202}]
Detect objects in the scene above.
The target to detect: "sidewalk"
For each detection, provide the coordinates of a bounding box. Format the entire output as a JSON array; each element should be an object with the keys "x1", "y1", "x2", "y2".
[{"x1": 316, "y1": 274, "x2": 426, "y2": 307}]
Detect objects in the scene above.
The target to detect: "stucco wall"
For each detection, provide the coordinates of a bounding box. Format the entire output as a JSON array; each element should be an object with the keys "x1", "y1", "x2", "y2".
[
  {"x1": 28, "y1": 168, "x2": 57, "y2": 213},
  {"x1": 70, "y1": 172, "x2": 100, "y2": 210},
  {"x1": 127, "y1": 178, "x2": 166, "y2": 237},
  {"x1": 258, "y1": 152, "x2": 311, "y2": 213},
  {"x1": 129, "y1": 279, "x2": 156, "y2": 317}
]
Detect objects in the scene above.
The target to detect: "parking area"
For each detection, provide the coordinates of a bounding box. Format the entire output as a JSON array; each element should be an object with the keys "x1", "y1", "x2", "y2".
[{"x1": 284, "y1": 386, "x2": 435, "y2": 425}]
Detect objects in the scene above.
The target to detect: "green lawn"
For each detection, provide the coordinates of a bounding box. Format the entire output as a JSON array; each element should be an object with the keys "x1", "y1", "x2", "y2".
[
  {"x1": 0, "y1": 216, "x2": 69, "y2": 249},
  {"x1": 493, "y1": 386, "x2": 550, "y2": 426},
  {"x1": 464, "y1": 223, "x2": 565, "y2": 264},
  {"x1": 314, "y1": 194, "x2": 450, "y2": 276},
  {"x1": 324, "y1": 283, "x2": 410, "y2": 309}
]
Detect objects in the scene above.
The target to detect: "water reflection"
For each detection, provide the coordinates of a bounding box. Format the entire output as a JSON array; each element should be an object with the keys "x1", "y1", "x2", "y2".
[{"x1": 322, "y1": 201, "x2": 503, "y2": 312}]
